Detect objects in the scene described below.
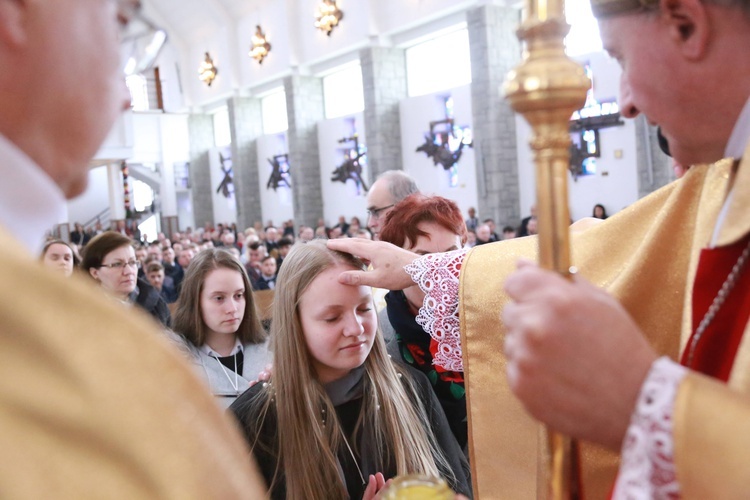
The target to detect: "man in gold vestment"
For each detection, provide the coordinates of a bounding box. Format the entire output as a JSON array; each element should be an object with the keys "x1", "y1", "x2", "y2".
[
  {"x1": 329, "y1": 0, "x2": 750, "y2": 496},
  {"x1": 0, "y1": 1, "x2": 265, "y2": 497}
]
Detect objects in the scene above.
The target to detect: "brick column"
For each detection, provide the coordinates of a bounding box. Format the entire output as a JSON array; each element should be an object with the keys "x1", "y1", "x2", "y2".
[
  {"x1": 468, "y1": 5, "x2": 523, "y2": 227},
  {"x1": 284, "y1": 75, "x2": 325, "y2": 228},
  {"x1": 360, "y1": 47, "x2": 408, "y2": 181},
  {"x1": 228, "y1": 96, "x2": 264, "y2": 231},
  {"x1": 188, "y1": 114, "x2": 215, "y2": 229}
]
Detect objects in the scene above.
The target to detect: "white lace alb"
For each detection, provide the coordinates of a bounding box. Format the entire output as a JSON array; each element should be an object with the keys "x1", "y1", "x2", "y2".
[
  {"x1": 404, "y1": 248, "x2": 468, "y2": 372},
  {"x1": 406, "y1": 252, "x2": 686, "y2": 498},
  {"x1": 612, "y1": 356, "x2": 686, "y2": 499}
]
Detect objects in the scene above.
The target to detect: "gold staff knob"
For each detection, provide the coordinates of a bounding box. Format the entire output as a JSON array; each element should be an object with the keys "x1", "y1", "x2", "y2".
[{"x1": 503, "y1": 1, "x2": 591, "y2": 499}]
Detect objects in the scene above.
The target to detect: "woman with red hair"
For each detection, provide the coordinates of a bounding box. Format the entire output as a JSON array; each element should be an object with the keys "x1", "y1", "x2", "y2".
[{"x1": 379, "y1": 194, "x2": 469, "y2": 450}]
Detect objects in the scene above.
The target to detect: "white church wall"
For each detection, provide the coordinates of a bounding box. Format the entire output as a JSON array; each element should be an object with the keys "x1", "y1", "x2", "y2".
[
  {"x1": 317, "y1": 112, "x2": 368, "y2": 226},
  {"x1": 67, "y1": 166, "x2": 110, "y2": 226},
  {"x1": 187, "y1": 27, "x2": 235, "y2": 107},
  {"x1": 399, "y1": 84, "x2": 478, "y2": 215},
  {"x1": 69, "y1": 113, "x2": 193, "y2": 229},
  {"x1": 238, "y1": 2, "x2": 293, "y2": 88},
  {"x1": 153, "y1": 43, "x2": 186, "y2": 113},
  {"x1": 257, "y1": 133, "x2": 295, "y2": 228},
  {"x1": 208, "y1": 146, "x2": 238, "y2": 225},
  {"x1": 516, "y1": 51, "x2": 639, "y2": 223}
]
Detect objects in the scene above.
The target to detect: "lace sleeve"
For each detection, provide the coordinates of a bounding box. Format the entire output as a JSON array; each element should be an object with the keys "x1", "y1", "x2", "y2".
[
  {"x1": 612, "y1": 356, "x2": 687, "y2": 500},
  {"x1": 404, "y1": 248, "x2": 469, "y2": 372}
]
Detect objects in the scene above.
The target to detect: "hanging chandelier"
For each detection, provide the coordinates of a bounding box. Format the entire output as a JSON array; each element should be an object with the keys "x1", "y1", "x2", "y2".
[
  {"x1": 314, "y1": 0, "x2": 343, "y2": 36},
  {"x1": 198, "y1": 52, "x2": 218, "y2": 86},
  {"x1": 249, "y1": 25, "x2": 272, "y2": 64}
]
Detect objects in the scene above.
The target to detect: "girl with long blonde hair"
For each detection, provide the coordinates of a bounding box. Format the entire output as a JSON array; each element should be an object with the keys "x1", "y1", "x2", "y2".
[{"x1": 230, "y1": 241, "x2": 471, "y2": 499}]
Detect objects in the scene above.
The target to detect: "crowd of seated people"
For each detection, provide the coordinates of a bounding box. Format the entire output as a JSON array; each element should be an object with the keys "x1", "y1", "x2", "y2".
[{"x1": 37, "y1": 201, "x2": 612, "y2": 498}]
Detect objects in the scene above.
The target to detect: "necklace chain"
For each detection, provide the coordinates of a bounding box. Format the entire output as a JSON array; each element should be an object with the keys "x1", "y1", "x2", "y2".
[
  {"x1": 212, "y1": 352, "x2": 240, "y2": 395},
  {"x1": 341, "y1": 429, "x2": 366, "y2": 487},
  {"x1": 687, "y1": 239, "x2": 750, "y2": 367}
]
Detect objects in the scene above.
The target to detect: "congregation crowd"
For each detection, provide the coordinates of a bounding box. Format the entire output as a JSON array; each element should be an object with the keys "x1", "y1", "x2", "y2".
[{"x1": 40, "y1": 166, "x2": 619, "y2": 498}]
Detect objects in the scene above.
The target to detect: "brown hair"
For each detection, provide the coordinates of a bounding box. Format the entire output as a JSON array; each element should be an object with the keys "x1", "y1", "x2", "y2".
[
  {"x1": 80, "y1": 231, "x2": 134, "y2": 275},
  {"x1": 41, "y1": 239, "x2": 80, "y2": 267},
  {"x1": 173, "y1": 248, "x2": 265, "y2": 346},
  {"x1": 380, "y1": 194, "x2": 468, "y2": 248},
  {"x1": 146, "y1": 261, "x2": 164, "y2": 274}
]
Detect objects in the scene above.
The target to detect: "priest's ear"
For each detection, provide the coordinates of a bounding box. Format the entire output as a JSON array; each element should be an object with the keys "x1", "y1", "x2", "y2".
[
  {"x1": 660, "y1": 0, "x2": 710, "y2": 60},
  {"x1": 0, "y1": 0, "x2": 27, "y2": 48}
]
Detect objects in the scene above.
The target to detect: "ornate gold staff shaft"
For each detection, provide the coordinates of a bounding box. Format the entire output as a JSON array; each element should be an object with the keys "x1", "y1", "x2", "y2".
[{"x1": 503, "y1": 0, "x2": 590, "y2": 498}]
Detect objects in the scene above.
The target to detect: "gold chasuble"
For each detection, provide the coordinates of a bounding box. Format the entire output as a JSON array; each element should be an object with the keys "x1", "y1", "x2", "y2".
[
  {"x1": 0, "y1": 229, "x2": 267, "y2": 498},
  {"x1": 460, "y1": 150, "x2": 750, "y2": 498}
]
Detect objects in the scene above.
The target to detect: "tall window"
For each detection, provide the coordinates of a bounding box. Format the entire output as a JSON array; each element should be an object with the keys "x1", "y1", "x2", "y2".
[
  {"x1": 132, "y1": 178, "x2": 154, "y2": 212},
  {"x1": 261, "y1": 89, "x2": 289, "y2": 135},
  {"x1": 565, "y1": 0, "x2": 603, "y2": 56},
  {"x1": 126, "y1": 74, "x2": 150, "y2": 111},
  {"x1": 213, "y1": 107, "x2": 231, "y2": 147},
  {"x1": 406, "y1": 27, "x2": 471, "y2": 97},
  {"x1": 323, "y1": 63, "x2": 365, "y2": 119}
]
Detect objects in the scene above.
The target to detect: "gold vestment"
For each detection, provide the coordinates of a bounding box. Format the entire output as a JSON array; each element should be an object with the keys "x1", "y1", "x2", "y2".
[
  {"x1": 0, "y1": 228, "x2": 267, "y2": 498},
  {"x1": 460, "y1": 148, "x2": 750, "y2": 498}
]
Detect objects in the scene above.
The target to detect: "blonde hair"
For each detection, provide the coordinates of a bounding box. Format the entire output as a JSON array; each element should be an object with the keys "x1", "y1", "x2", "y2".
[{"x1": 247, "y1": 240, "x2": 451, "y2": 499}]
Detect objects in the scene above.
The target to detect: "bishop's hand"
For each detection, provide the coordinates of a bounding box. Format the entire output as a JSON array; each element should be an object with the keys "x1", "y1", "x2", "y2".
[
  {"x1": 327, "y1": 239, "x2": 418, "y2": 291},
  {"x1": 502, "y1": 259, "x2": 658, "y2": 450}
]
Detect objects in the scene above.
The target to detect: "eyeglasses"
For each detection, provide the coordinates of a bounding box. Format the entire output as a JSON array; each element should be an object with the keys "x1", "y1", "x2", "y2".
[
  {"x1": 100, "y1": 260, "x2": 141, "y2": 270},
  {"x1": 366, "y1": 204, "x2": 395, "y2": 220},
  {"x1": 117, "y1": 1, "x2": 167, "y2": 76}
]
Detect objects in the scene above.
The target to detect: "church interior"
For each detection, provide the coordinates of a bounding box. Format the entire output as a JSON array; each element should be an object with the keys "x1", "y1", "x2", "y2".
[{"x1": 64, "y1": 0, "x2": 674, "y2": 242}]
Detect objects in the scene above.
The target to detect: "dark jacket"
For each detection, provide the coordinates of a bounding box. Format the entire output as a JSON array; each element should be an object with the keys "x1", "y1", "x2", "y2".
[
  {"x1": 385, "y1": 290, "x2": 467, "y2": 450},
  {"x1": 253, "y1": 275, "x2": 275, "y2": 291},
  {"x1": 130, "y1": 278, "x2": 171, "y2": 328},
  {"x1": 229, "y1": 365, "x2": 472, "y2": 499}
]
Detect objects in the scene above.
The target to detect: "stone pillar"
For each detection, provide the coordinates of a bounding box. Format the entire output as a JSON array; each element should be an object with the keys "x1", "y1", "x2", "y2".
[
  {"x1": 228, "y1": 96, "x2": 264, "y2": 231},
  {"x1": 467, "y1": 5, "x2": 523, "y2": 228},
  {"x1": 360, "y1": 47, "x2": 408, "y2": 181},
  {"x1": 284, "y1": 75, "x2": 325, "y2": 228},
  {"x1": 188, "y1": 114, "x2": 215, "y2": 229},
  {"x1": 635, "y1": 116, "x2": 673, "y2": 198}
]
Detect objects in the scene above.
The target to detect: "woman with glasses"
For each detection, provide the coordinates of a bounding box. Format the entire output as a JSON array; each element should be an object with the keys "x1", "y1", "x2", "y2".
[{"x1": 81, "y1": 231, "x2": 171, "y2": 327}]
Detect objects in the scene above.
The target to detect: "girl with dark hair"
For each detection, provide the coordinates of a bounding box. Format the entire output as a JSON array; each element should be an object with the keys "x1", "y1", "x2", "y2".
[
  {"x1": 173, "y1": 248, "x2": 269, "y2": 407},
  {"x1": 230, "y1": 241, "x2": 471, "y2": 499},
  {"x1": 592, "y1": 203, "x2": 608, "y2": 219}
]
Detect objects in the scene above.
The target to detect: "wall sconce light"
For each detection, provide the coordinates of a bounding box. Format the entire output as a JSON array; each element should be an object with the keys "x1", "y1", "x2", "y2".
[
  {"x1": 198, "y1": 52, "x2": 218, "y2": 87},
  {"x1": 314, "y1": 0, "x2": 343, "y2": 36},
  {"x1": 249, "y1": 25, "x2": 271, "y2": 64}
]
